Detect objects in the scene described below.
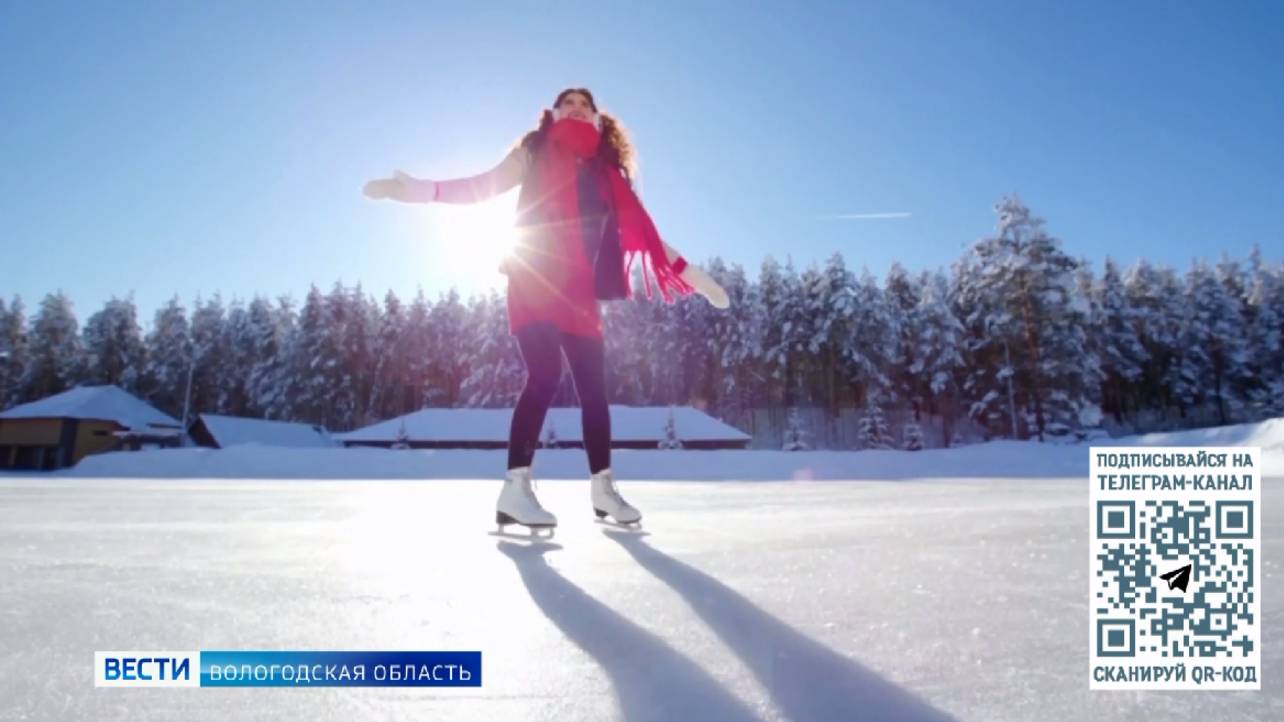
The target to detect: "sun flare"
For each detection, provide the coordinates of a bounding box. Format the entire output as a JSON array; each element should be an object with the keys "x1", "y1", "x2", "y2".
[{"x1": 428, "y1": 196, "x2": 518, "y2": 279}]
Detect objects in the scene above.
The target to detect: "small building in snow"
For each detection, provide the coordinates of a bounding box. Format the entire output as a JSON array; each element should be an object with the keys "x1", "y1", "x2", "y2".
[
  {"x1": 337, "y1": 405, "x2": 751, "y2": 451},
  {"x1": 187, "y1": 413, "x2": 335, "y2": 449},
  {"x1": 0, "y1": 385, "x2": 183, "y2": 471}
]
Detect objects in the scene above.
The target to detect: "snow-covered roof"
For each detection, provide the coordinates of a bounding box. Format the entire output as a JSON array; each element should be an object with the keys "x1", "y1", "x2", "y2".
[
  {"x1": 338, "y1": 405, "x2": 751, "y2": 444},
  {"x1": 195, "y1": 414, "x2": 335, "y2": 449},
  {"x1": 0, "y1": 385, "x2": 180, "y2": 430}
]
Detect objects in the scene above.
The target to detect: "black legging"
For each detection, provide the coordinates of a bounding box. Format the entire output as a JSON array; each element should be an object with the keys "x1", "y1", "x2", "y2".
[{"x1": 507, "y1": 322, "x2": 611, "y2": 474}]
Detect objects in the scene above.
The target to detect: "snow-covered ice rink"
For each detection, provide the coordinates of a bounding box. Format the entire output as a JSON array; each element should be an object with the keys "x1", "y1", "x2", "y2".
[{"x1": 2, "y1": 459, "x2": 1280, "y2": 720}]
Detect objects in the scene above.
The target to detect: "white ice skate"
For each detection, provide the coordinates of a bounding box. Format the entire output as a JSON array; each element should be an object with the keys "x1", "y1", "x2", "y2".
[
  {"x1": 495, "y1": 466, "x2": 557, "y2": 537},
  {"x1": 590, "y1": 468, "x2": 642, "y2": 527}
]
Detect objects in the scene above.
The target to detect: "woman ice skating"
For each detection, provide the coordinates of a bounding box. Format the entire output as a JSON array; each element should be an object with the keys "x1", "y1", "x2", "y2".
[{"x1": 363, "y1": 87, "x2": 730, "y2": 535}]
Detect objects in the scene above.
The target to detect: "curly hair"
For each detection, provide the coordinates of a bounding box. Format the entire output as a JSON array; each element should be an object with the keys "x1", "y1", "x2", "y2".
[{"x1": 512, "y1": 87, "x2": 638, "y2": 183}]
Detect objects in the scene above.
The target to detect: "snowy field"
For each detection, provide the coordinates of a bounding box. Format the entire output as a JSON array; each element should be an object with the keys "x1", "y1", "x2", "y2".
[{"x1": 2, "y1": 422, "x2": 1281, "y2": 721}]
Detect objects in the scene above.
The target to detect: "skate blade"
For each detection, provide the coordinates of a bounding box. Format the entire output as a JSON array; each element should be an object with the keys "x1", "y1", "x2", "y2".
[
  {"x1": 488, "y1": 528, "x2": 557, "y2": 541},
  {"x1": 593, "y1": 515, "x2": 645, "y2": 532},
  {"x1": 493, "y1": 511, "x2": 556, "y2": 539}
]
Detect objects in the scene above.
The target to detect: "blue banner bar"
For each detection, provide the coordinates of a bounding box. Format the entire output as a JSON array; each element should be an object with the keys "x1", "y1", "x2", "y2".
[{"x1": 199, "y1": 650, "x2": 481, "y2": 687}]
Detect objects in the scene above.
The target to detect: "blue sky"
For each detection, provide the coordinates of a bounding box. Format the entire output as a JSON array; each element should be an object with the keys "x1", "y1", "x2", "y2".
[{"x1": 1, "y1": 0, "x2": 1280, "y2": 327}]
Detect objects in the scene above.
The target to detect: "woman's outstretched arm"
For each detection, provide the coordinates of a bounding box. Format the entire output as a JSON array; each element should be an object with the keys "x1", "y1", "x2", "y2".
[
  {"x1": 363, "y1": 146, "x2": 529, "y2": 204},
  {"x1": 434, "y1": 145, "x2": 529, "y2": 203},
  {"x1": 659, "y1": 240, "x2": 730, "y2": 309}
]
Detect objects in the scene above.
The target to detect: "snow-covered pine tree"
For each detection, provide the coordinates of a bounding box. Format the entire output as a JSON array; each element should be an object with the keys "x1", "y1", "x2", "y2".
[
  {"x1": 781, "y1": 406, "x2": 809, "y2": 451},
  {"x1": 81, "y1": 295, "x2": 146, "y2": 393},
  {"x1": 1123, "y1": 260, "x2": 1185, "y2": 423},
  {"x1": 220, "y1": 300, "x2": 253, "y2": 417},
  {"x1": 902, "y1": 420, "x2": 924, "y2": 451},
  {"x1": 757, "y1": 257, "x2": 802, "y2": 409},
  {"x1": 20, "y1": 291, "x2": 84, "y2": 401},
  {"x1": 709, "y1": 260, "x2": 760, "y2": 431},
  {"x1": 287, "y1": 285, "x2": 343, "y2": 427},
  {"x1": 246, "y1": 295, "x2": 293, "y2": 420},
  {"x1": 673, "y1": 258, "x2": 721, "y2": 412},
  {"x1": 686, "y1": 256, "x2": 734, "y2": 416},
  {"x1": 1175, "y1": 260, "x2": 1252, "y2": 425},
  {"x1": 1093, "y1": 258, "x2": 1148, "y2": 424},
  {"x1": 857, "y1": 397, "x2": 892, "y2": 449},
  {"x1": 141, "y1": 295, "x2": 192, "y2": 418},
  {"x1": 1073, "y1": 260, "x2": 1106, "y2": 421},
  {"x1": 846, "y1": 268, "x2": 896, "y2": 422},
  {"x1": 425, "y1": 289, "x2": 469, "y2": 407},
  {"x1": 658, "y1": 406, "x2": 683, "y2": 450},
  {"x1": 402, "y1": 290, "x2": 434, "y2": 415},
  {"x1": 317, "y1": 282, "x2": 360, "y2": 429},
  {"x1": 1215, "y1": 253, "x2": 1261, "y2": 417},
  {"x1": 367, "y1": 289, "x2": 408, "y2": 419},
  {"x1": 643, "y1": 272, "x2": 686, "y2": 406},
  {"x1": 1244, "y1": 245, "x2": 1284, "y2": 416},
  {"x1": 792, "y1": 263, "x2": 827, "y2": 408},
  {"x1": 603, "y1": 268, "x2": 652, "y2": 404},
  {"x1": 391, "y1": 418, "x2": 411, "y2": 450},
  {"x1": 794, "y1": 253, "x2": 858, "y2": 446},
  {"x1": 953, "y1": 250, "x2": 1011, "y2": 438},
  {"x1": 807, "y1": 254, "x2": 856, "y2": 419},
  {"x1": 955, "y1": 195, "x2": 1099, "y2": 440},
  {"x1": 460, "y1": 290, "x2": 524, "y2": 407},
  {"x1": 780, "y1": 258, "x2": 811, "y2": 407},
  {"x1": 342, "y1": 284, "x2": 381, "y2": 427},
  {"x1": 0, "y1": 296, "x2": 28, "y2": 408},
  {"x1": 189, "y1": 294, "x2": 231, "y2": 417},
  {"x1": 885, "y1": 262, "x2": 923, "y2": 421},
  {"x1": 913, "y1": 270, "x2": 966, "y2": 446}
]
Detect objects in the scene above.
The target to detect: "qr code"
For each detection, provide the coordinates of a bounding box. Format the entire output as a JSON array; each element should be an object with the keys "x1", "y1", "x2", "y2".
[
  {"x1": 1090, "y1": 446, "x2": 1260, "y2": 690},
  {"x1": 1095, "y1": 499, "x2": 1256, "y2": 659}
]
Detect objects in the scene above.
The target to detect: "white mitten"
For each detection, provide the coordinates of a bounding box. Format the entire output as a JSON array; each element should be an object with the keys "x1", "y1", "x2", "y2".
[
  {"x1": 680, "y1": 262, "x2": 730, "y2": 309},
  {"x1": 362, "y1": 169, "x2": 437, "y2": 203}
]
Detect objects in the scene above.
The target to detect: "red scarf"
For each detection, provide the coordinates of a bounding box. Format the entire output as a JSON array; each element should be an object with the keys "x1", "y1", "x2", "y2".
[{"x1": 537, "y1": 117, "x2": 694, "y2": 302}]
